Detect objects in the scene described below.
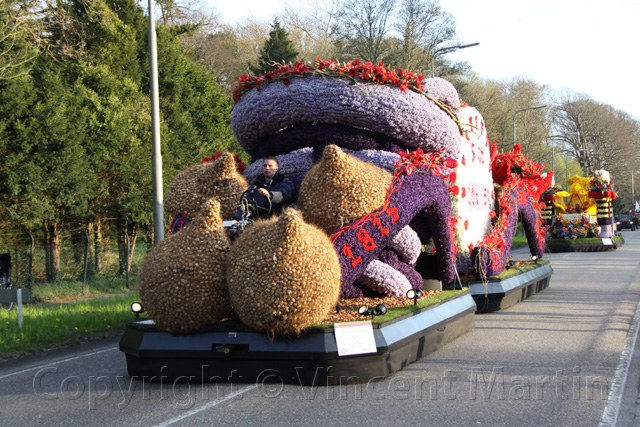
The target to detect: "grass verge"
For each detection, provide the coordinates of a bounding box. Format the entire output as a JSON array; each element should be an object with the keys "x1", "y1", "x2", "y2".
[
  {"x1": 29, "y1": 278, "x2": 134, "y2": 303},
  {"x1": 1, "y1": 292, "x2": 139, "y2": 359}
]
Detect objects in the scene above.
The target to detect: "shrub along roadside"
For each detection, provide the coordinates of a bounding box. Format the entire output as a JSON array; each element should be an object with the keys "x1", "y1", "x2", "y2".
[
  {"x1": 29, "y1": 278, "x2": 134, "y2": 303},
  {"x1": 0, "y1": 292, "x2": 140, "y2": 359}
]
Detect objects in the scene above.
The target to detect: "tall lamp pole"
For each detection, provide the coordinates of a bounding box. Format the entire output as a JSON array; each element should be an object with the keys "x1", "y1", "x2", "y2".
[
  {"x1": 148, "y1": 0, "x2": 164, "y2": 245},
  {"x1": 633, "y1": 171, "x2": 640, "y2": 208},
  {"x1": 548, "y1": 132, "x2": 577, "y2": 174},
  {"x1": 512, "y1": 105, "x2": 547, "y2": 147},
  {"x1": 431, "y1": 42, "x2": 479, "y2": 78}
]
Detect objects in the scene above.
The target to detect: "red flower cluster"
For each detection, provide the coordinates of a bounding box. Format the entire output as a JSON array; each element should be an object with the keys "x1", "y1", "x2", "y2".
[
  {"x1": 490, "y1": 142, "x2": 552, "y2": 202},
  {"x1": 394, "y1": 149, "x2": 458, "y2": 192},
  {"x1": 394, "y1": 148, "x2": 460, "y2": 255},
  {"x1": 202, "y1": 151, "x2": 247, "y2": 173},
  {"x1": 233, "y1": 57, "x2": 428, "y2": 104},
  {"x1": 588, "y1": 176, "x2": 617, "y2": 200}
]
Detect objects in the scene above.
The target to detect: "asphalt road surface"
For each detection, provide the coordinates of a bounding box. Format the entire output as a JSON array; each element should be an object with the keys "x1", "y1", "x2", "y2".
[{"x1": 1, "y1": 231, "x2": 639, "y2": 426}]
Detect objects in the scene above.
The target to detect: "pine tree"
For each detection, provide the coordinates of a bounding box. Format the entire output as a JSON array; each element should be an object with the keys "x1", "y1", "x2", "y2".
[{"x1": 250, "y1": 20, "x2": 298, "y2": 76}]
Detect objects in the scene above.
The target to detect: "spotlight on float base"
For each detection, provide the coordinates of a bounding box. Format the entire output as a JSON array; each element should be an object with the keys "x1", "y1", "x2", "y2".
[
  {"x1": 358, "y1": 304, "x2": 388, "y2": 319},
  {"x1": 131, "y1": 302, "x2": 145, "y2": 320},
  {"x1": 406, "y1": 289, "x2": 424, "y2": 305}
]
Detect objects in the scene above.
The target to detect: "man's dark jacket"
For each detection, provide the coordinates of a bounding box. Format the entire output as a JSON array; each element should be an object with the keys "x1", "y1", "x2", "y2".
[{"x1": 232, "y1": 171, "x2": 294, "y2": 220}]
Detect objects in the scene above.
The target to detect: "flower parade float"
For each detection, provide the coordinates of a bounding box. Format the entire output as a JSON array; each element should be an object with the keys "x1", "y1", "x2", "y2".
[
  {"x1": 544, "y1": 170, "x2": 624, "y2": 252},
  {"x1": 120, "y1": 59, "x2": 554, "y2": 385}
]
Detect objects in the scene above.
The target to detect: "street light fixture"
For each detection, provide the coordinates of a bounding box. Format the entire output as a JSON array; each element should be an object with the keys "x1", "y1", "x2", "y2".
[
  {"x1": 431, "y1": 42, "x2": 480, "y2": 78},
  {"x1": 512, "y1": 105, "x2": 547, "y2": 147}
]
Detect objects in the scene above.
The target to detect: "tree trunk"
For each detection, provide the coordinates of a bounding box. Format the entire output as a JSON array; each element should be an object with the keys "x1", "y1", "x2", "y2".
[
  {"x1": 72, "y1": 231, "x2": 83, "y2": 265},
  {"x1": 127, "y1": 228, "x2": 138, "y2": 273},
  {"x1": 117, "y1": 230, "x2": 125, "y2": 277},
  {"x1": 94, "y1": 219, "x2": 103, "y2": 274},
  {"x1": 44, "y1": 226, "x2": 52, "y2": 283},
  {"x1": 46, "y1": 222, "x2": 62, "y2": 283},
  {"x1": 85, "y1": 221, "x2": 95, "y2": 280}
]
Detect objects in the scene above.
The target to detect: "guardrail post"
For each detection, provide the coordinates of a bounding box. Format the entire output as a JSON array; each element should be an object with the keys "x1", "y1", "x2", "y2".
[
  {"x1": 17, "y1": 289, "x2": 23, "y2": 329},
  {"x1": 27, "y1": 232, "x2": 34, "y2": 290},
  {"x1": 83, "y1": 230, "x2": 90, "y2": 294}
]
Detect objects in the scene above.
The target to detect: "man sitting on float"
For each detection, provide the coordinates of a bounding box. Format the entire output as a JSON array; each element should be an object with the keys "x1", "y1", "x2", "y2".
[{"x1": 232, "y1": 156, "x2": 294, "y2": 222}]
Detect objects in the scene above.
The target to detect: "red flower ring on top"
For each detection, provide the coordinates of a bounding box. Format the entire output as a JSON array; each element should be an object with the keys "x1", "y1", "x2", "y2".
[{"x1": 231, "y1": 60, "x2": 462, "y2": 159}]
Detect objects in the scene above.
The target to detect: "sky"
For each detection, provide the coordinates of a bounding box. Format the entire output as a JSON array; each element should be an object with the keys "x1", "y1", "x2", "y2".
[{"x1": 206, "y1": 0, "x2": 640, "y2": 120}]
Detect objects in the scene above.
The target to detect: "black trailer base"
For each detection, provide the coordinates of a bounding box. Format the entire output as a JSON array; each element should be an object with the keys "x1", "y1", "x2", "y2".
[
  {"x1": 468, "y1": 263, "x2": 553, "y2": 313},
  {"x1": 546, "y1": 234, "x2": 624, "y2": 253},
  {"x1": 119, "y1": 291, "x2": 476, "y2": 386}
]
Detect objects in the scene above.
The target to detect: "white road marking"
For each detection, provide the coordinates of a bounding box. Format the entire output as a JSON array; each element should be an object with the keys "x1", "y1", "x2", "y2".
[
  {"x1": 0, "y1": 346, "x2": 118, "y2": 380},
  {"x1": 153, "y1": 384, "x2": 259, "y2": 427},
  {"x1": 599, "y1": 298, "x2": 640, "y2": 426}
]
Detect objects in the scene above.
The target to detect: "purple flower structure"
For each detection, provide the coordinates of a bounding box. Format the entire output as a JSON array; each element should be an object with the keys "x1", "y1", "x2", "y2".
[
  {"x1": 333, "y1": 165, "x2": 455, "y2": 299},
  {"x1": 232, "y1": 77, "x2": 461, "y2": 160},
  {"x1": 377, "y1": 248, "x2": 424, "y2": 289},
  {"x1": 422, "y1": 77, "x2": 461, "y2": 109},
  {"x1": 389, "y1": 225, "x2": 421, "y2": 266},
  {"x1": 252, "y1": 123, "x2": 406, "y2": 163},
  {"x1": 244, "y1": 148, "x2": 314, "y2": 184},
  {"x1": 471, "y1": 187, "x2": 545, "y2": 278},
  {"x1": 359, "y1": 259, "x2": 412, "y2": 297},
  {"x1": 351, "y1": 150, "x2": 400, "y2": 173},
  {"x1": 354, "y1": 226, "x2": 422, "y2": 297}
]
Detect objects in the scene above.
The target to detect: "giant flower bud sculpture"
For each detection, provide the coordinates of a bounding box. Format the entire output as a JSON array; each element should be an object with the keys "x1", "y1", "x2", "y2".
[
  {"x1": 138, "y1": 58, "x2": 553, "y2": 335},
  {"x1": 231, "y1": 58, "x2": 550, "y2": 293}
]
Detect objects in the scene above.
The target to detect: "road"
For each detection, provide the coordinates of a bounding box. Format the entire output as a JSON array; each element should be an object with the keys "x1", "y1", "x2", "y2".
[{"x1": 1, "y1": 231, "x2": 639, "y2": 426}]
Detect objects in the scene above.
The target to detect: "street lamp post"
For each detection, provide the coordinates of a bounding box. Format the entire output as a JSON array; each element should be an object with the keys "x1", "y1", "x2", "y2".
[
  {"x1": 512, "y1": 105, "x2": 547, "y2": 147},
  {"x1": 633, "y1": 171, "x2": 640, "y2": 208},
  {"x1": 148, "y1": 0, "x2": 164, "y2": 245},
  {"x1": 548, "y1": 132, "x2": 578, "y2": 174},
  {"x1": 564, "y1": 151, "x2": 568, "y2": 191},
  {"x1": 431, "y1": 43, "x2": 479, "y2": 78}
]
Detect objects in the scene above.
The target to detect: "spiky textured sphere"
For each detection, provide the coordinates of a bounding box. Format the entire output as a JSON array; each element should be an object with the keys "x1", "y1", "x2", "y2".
[
  {"x1": 165, "y1": 152, "x2": 248, "y2": 220},
  {"x1": 139, "y1": 199, "x2": 231, "y2": 333},
  {"x1": 227, "y1": 209, "x2": 341, "y2": 335},
  {"x1": 298, "y1": 145, "x2": 392, "y2": 235}
]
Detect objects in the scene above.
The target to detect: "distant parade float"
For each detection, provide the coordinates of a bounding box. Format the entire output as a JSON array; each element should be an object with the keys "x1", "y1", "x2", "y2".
[
  {"x1": 120, "y1": 59, "x2": 556, "y2": 384},
  {"x1": 543, "y1": 169, "x2": 624, "y2": 252}
]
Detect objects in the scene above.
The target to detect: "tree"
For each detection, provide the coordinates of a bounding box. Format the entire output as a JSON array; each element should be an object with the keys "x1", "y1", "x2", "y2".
[
  {"x1": 250, "y1": 20, "x2": 298, "y2": 75},
  {"x1": 0, "y1": 60, "x2": 99, "y2": 282},
  {"x1": 0, "y1": 0, "x2": 240, "y2": 282},
  {"x1": 183, "y1": 19, "x2": 269, "y2": 93},
  {"x1": 553, "y1": 93, "x2": 640, "y2": 203},
  {"x1": 505, "y1": 78, "x2": 550, "y2": 164},
  {"x1": 392, "y1": 0, "x2": 456, "y2": 73},
  {"x1": 334, "y1": 0, "x2": 395, "y2": 63},
  {"x1": 454, "y1": 75, "x2": 550, "y2": 162},
  {"x1": 280, "y1": 0, "x2": 341, "y2": 62},
  {"x1": 0, "y1": 0, "x2": 45, "y2": 80}
]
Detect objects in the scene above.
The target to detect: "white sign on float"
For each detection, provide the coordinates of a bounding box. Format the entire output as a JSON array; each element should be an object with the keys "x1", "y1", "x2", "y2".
[{"x1": 334, "y1": 321, "x2": 377, "y2": 356}]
